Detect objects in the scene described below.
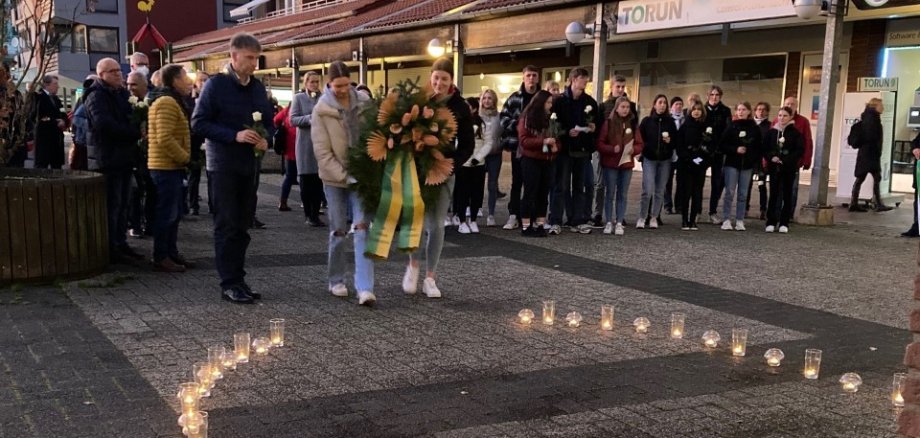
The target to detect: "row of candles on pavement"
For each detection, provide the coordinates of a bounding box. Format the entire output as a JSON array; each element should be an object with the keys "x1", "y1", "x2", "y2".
[
  {"x1": 521, "y1": 302, "x2": 907, "y2": 405},
  {"x1": 176, "y1": 319, "x2": 286, "y2": 437}
]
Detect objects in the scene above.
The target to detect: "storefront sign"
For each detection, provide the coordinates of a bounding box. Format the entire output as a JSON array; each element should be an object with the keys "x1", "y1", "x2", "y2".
[
  {"x1": 853, "y1": 0, "x2": 917, "y2": 10},
  {"x1": 886, "y1": 18, "x2": 920, "y2": 47},
  {"x1": 858, "y1": 77, "x2": 899, "y2": 92},
  {"x1": 615, "y1": 0, "x2": 795, "y2": 34}
]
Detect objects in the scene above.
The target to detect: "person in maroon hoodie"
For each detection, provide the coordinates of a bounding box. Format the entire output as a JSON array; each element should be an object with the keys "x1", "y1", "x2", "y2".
[
  {"x1": 516, "y1": 90, "x2": 558, "y2": 237},
  {"x1": 274, "y1": 103, "x2": 298, "y2": 211},
  {"x1": 596, "y1": 96, "x2": 644, "y2": 236}
]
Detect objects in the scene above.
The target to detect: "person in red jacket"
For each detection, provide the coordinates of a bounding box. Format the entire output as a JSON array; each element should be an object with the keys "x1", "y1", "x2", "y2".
[
  {"x1": 274, "y1": 103, "x2": 298, "y2": 211},
  {"x1": 516, "y1": 90, "x2": 558, "y2": 237},
  {"x1": 596, "y1": 96, "x2": 644, "y2": 236}
]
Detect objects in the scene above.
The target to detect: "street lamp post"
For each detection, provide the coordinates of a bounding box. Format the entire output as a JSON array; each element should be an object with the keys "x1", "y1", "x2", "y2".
[{"x1": 801, "y1": 0, "x2": 846, "y2": 225}]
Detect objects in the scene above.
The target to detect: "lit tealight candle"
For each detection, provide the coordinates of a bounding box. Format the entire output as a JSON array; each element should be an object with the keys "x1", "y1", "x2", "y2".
[
  {"x1": 893, "y1": 373, "x2": 907, "y2": 407},
  {"x1": 839, "y1": 373, "x2": 862, "y2": 393},
  {"x1": 804, "y1": 368, "x2": 818, "y2": 378},
  {"x1": 731, "y1": 328, "x2": 747, "y2": 357},
  {"x1": 252, "y1": 337, "x2": 270, "y2": 356},
  {"x1": 633, "y1": 317, "x2": 650, "y2": 334},
  {"x1": 270, "y1": 318, "x2": 285, "y2": 347},
  {"x1": 565, "y1": 311, "x2": 583, "y2": 328},
  {"x1": 600, "y1": 305, "x2": 614, "y2": 331},
  {"x1": 803, "y1": 349, "x2": 822, "y2": 380},
  {"x1": 764, "y1": 348, "x2": 785, "y2": 367},
  {"x1": 670, "y1": 313, "x2": 685, "y2": 340},
  {"x1": 542, "y1": 300, "x2": 556, "y2": 326},
  {"x1": 701, "y1": 330, "x2": 720, "y2": 348},
  {"x1": 518, "y1": 309, "x2": 535, "y2": 325}
]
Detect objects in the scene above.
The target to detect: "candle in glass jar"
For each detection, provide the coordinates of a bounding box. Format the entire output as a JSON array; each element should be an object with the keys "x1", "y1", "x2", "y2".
[
  {"x1": 893, "y1": 373, "x2": 907, "y2": 407},
  {"x1": 542, "y1": 300, "x2": 555, "y2": 325},
  {"x1": 252, "y1": 337, "x2": 270, "y2": 355},
  {"x1": 670, "y1": 313, "x2": 685, "y2": 339},
  {"x1": 234, "y1": 332, "x2": 250, "y2": 364},
  {"x1": 731, "y1": 328, "x2": 747, "y2": 357},
  {"x1": 633, "y1": 317, "x2": 650, "y2": 334},
  {"x1": 763, "y1": 348, "x2": 784, "y2": 367},
  {"x1": 518, "y1": 309, "x2": 534, "y2": 325},
  {"x1": 803, "y1": 349, "x2": 822, "y2": 380},
  {"x1": 600, "y1": 305, "x2": 614, "y2": 331},
  {"x1": 270, "y1": 318, "x2": 285, "y2": 347}
]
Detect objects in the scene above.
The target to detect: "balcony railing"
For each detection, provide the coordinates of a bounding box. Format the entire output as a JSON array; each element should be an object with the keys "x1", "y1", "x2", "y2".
[{"x1": 236, "y1": 0, "x2": 348, "y2": 24}]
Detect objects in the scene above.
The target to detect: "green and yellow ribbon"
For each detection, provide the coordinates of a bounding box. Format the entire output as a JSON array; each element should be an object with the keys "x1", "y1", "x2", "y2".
[{"x1": 365, "y1": 149, "x2": 425, "y2": 259}]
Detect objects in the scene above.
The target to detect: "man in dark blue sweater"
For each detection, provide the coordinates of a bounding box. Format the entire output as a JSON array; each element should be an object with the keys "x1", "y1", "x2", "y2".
[{"x1": 192, "y1": 33, "x2": 274, "y2": 304}]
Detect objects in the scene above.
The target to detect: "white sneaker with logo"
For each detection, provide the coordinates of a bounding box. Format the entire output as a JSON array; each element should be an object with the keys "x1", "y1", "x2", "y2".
[
  {"x1": 721, "y1": 220, "x2": 733, "y2": 231},
  {"x1": 765, "y1": 225, "x2": 775, "y2": 233},
  {"x1": 734, "y1": 220, "x2": 746, "y2": 231},
  {"x1": 603, "y1": 222, "x2": 613, "y2": 234},
  {"x1": 330, "y1": 283, "x2": 348, "y2": 297},
  {"x1": 486, "y1": 215, "x2": 496, "y2": 227},
  {"x1": 469, "y1": 221, "x2": 480, "y2": 233},
  {"x1": 458, "y1": 222, "x2": 471, "y2": 234},
  {"x1": 636, "y1": 218, "x2": 646, "y2": 229},
  {"x1": 503, "y1": 215, "x2": 519, "y2": 230},
  {"x1": 402, "y1": 264, "x2": 419, "y2": 294},
  {"x1": 779, "y1": 225, "x2": 789, "y2": 234},
  {"x1": 614, "y1": 223, "x2": 625, "y2": 236},
  {"x1": 649, "y1": 218, "x2": 659, "y2": 229},
  {"x1": 423, "y1": 277, "x2": 442, "y2": 298},
  {"x1": 357, "y1": 291, "x2": 376, "y2": 306}
]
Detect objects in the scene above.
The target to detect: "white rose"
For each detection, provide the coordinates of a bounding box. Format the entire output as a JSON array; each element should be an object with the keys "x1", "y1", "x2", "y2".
[
  {"x1": 550, "y1": 113, "x2": 557, "y2": 120},
  {"x1": 625, "y1": 128, "x2": 632, "y2": 135},
  {"x1": 662, "y1": 132, "x2": 669, "y2": 138},
  {"x1": 584, "y1": 105, "x2": 593, "y2": 113},
  {"x1": 144, "y1": 97, "x2": 150, "y2": 105},
  {"x1": 705, "y1": 127, "x2": 713, "y2": 134},
  {"x1": 137, "y1": 101, "x2": 148, "y2": 108},
  {"x1": 128, "y1": 96, "x2": 138, "y2": 105},
  {"x1": 252, "y1": 111, "x2": 262, "y2": 122},
  {"x1": 779, "y1": 137, "x2": 785, "y2": 144},
  {"x1": 739, "y1": 131, "x2": 747, "y2": 138}
]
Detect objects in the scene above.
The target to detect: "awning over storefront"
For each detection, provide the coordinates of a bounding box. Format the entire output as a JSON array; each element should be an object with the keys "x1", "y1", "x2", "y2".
[{"x1": 229, "y1": 0, "x2": 272, "y2": 19}]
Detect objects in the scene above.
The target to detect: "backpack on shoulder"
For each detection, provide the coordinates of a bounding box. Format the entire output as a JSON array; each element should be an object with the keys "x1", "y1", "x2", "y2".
[{"x1": 847, "y1": 120, "x2": 862, "y2": 149}]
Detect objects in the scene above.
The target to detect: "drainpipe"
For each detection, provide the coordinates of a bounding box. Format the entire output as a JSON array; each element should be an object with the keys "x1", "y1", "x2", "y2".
[
  {"x1": 453, "y1": 23, "x2": 463, "y2": 92},
  {"x1": 590, "y1": 2, "x2": 607, "y2": 106}
]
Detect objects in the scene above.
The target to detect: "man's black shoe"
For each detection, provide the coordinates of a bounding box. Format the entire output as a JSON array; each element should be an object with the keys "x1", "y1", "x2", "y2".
[
  {"x1": 902, "y1": 225, "x2": 919, "y2": 238},
  {"x1": 252, "y1": 218, "x2": 266, "y2": 229},
  {"x1": 222, "y1": 287, "x2": 254, "y2": 304},
  {"x1": 241, "y1": 283, "x2": 261, "y2": 300},
  {"x1": 172, "y1": 254, "x2": 197, "y2": 269}
]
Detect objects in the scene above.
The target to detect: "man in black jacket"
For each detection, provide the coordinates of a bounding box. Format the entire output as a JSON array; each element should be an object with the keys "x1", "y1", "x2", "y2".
[
  {"x1": 850, "y1": 98, "x2": 893, "y2": 213},
  {"x1": 85, "y1": 58, "x2": 143, "y2": 263},
  {"x1": 499, "y1": 65, "x2": 539, "y2": 230},
  {"x1": 551, "y1": 68, "x2": 598, "y2": 234},
  {"x1": 705, "y1": 85, "x2": 733, "y2": 223},
  {"x1": 32, "y1": 74, "x2": 66, "y2": 169}
]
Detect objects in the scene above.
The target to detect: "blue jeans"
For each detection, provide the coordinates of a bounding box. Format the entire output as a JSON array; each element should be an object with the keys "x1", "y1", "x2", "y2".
[
  {"x1": 280, "y1": 159, "x2": 298, "y2": 201},
  {"x1": 325, "y1": 186, "x2": 373, "y2": 292},
  {"x1": 639, "y1": 159, "x2": 670, "y2": 219},
  {"x1": 210, "y1": 171, "x2": 256, "y2": 289},
  {"x1": 151, "y1": 170, "x2": 184, "y2": 262},
  {"x1": 102, "y1": 168, "x2": 132, "y2": 252},
  {"x1": 722, "y1": 167, "x2": 753, "y2": 221},
  {"x1": 411, "y1": 176, "x2": 453, "y2": 274},
  {"x1": 485, "y1": 154, "x2": 502, "y2": 216},
  {"x1": 603, "y1": 168, "x2": 632, "y2": 224}
]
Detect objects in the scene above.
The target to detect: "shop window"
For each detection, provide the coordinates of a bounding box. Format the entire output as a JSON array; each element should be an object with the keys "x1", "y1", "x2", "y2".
[
  {"x1": 638, "y1": 54, "x2": 787, "y2": 114},
  {"x1": 86, "y1": 0, "x2": 117, "y2": 13},
  {"x1": 87, "y1": 27, "x2": 118, "y2": 54},
  {"x1": 70, "y1": 25, "x2": 87, "y2": 54}
]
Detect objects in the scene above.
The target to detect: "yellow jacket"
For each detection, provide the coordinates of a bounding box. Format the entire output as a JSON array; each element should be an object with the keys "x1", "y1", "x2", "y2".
[{"x1": 147, "y1": 94, "x2": 191, "y2": 170}]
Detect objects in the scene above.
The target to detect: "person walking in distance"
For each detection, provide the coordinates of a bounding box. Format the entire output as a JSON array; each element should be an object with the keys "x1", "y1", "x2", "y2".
[
  {"x1": 704, "y1": 85, "x2": 732, "y2": 224},
  {"x1": 191, "y1": 33, "x2": 274, "y2": 304},
  {"x1": 499, "y1": 65, "x2": 540, "y2": 230},
  {"x1": 849, "y1": 98, "x2": 893, "y2": 212},
  {"x1": 290, "y1": 71, "x2": 325, "y2": 227}
]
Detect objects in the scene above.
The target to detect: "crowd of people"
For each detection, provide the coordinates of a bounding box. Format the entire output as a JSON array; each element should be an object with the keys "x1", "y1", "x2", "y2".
[{"x1": 3, "y1": 29, "x2": 919, "y2": 307}]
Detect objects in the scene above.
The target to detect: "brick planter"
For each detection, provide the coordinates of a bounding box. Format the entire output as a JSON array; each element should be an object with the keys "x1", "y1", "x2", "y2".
[{"x1": 0, "y1": 169, "x2": 108, "y2": 285}]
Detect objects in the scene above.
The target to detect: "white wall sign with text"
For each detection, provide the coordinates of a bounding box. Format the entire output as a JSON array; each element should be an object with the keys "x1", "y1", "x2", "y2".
[
  {"x1": 858, "y1": 77, "x2": 899, "y2": 92},
  {"x1": 615, "y1": 0, "x2": 796, "y2": 34}
]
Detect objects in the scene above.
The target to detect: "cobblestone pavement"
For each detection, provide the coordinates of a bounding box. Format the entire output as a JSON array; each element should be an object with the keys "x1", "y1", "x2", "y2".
[{"x1": 0, "y1": 168, "x2": 915, "y2": 437}]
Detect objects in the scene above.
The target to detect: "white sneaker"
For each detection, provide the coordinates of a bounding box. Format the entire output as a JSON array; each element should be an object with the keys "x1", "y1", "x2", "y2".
[
  {"x1": 422, "y1": 277, "x2": 442, "y2": 298},
  {"x1": 779, "y1": 226, "x2": 789, "y2": 234},
  {"x1": 503, "y1": 215, "x2": 519, "y2": 230},
  {"x1": 734, "y1": 220, "x2": 746, "y2": 231},
  {"x1": 548, "y1": 225, "x2": 561, "y2": 235},
  {"x1": 710, "y1": 214, "x2": 721, "y2": 225},
  {"x1": 486, "y1": 215, "x2": 496, "y2": 227},
  {"x1": 765, "y1": 225, "x2": 775, "y2": 233},
  {"x1": 614, "y1": 223, "x2": 625, "y2": 236},
  {"x1": 543, "y1": 223, "x2": 552, "y2": 230},
  {"x1": 465, "y1": 207, "x2": 471, "y2": 217},
  {"x1": 576, "y1": 224, "x2": 592, "y2": 234},
  {"x1": 469, "y1": 221, "x2": 480, "y2": 233},
  {"x1": 451, "y1": 215, "x2": 461, "y2": 226},
  {"x1": 330, "y1": 283, "x2": 348, "y2": 297},
  {"x1": 458, "y1": 222, "x2": 471, "y2": 234},
  {"x1": 402, "y1": 264, "x2": 419, "y2": 294},
  {"x1": 603, "y1": 222, "x2": 613, "y2": 234},
  {"x1": 357, "y1": 290, "x2": 376, "y2": 306},
  {"x1": 636, "y1": 218, "x2": 646, "y2": 229},
  {"x1": 721, "y1": 220, "x2": 733, "y2": 231},
  {"x1": 649, "y1": 218, "x2": 659, "y2": 229}
]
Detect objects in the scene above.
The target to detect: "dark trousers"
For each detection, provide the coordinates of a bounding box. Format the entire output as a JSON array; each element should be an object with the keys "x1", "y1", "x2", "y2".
[
  {"x1": 677, "y1": 161, "x2": 706, "y2": 224},
  {"x1": 521, "y1": 157, "x2": 552, "y2": 224},
  {"x1": 485, "y1": 154, "x2": 502, "y2": 216},
  {"x1": 102, "y1": 169, "x2": 133, "y2": 253},
  {"x1": 508, "y1": 153, "x2": 523, "y2": 217},
  {"x1": 250, "y1": 157, "x2": 263, "y2": 222},
  {"x1": 852, "y1": 170, "x2": 882, "y2": 205},
  {"x1": 746, "y1": 169, "x2": 768, "y2": 214},
  {"x1": 280, "y1": 159, "x2": 298, "y2": 201},
  {"x1": 708, "y1": 156, "x2": 725, "y2": 215},
  {"x1": 550, "y1": 155, "x2": 589, "y2": 226},
  {"x1": 767, "y1": 170, "x2": 797, "y2": 227},
  {"x1": 210, "y1": 171, "x2": 256, "y2": 289},
  {"x1": 454, "y1": 165, "x2": 486, "y2": 221},
  {"x1": 299, "y1": 173, "x2": 324, "y2": 221},
  {"x1": 187, "y1": 165, "x2": 201, "y2": 213},
  {"x1": 151, "y1": 170, "x2": 183, "y2": 262},
  {"x1": 129, "y1": 169, "x2": 156, "y2": 233}
]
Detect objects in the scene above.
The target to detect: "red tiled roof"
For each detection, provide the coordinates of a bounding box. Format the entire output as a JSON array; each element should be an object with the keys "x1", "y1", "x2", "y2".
[
  {"x1": 301, "y1": 0, "x2": 428, "y2": 39},
  {"x1": 364, "y1": 0, "x2": 469, "y2": 29},
  {"x1": 174, "y1": 0, "x2": 380, "y2": 47},
  {"x1": 463, "y1": 0, "x2": 548, "y2": 13}
]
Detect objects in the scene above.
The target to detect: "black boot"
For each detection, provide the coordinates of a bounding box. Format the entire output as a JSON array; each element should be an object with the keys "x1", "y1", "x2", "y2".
[
  {"x1": 872, "y1": 180, "x2": 893, "y2": 212},
  {"x1": 849, "y1": 182, "x2": 867, "y2": 212},
  {"x1": 902, "y1": 224, "x2": 919, "y2": 238}
]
